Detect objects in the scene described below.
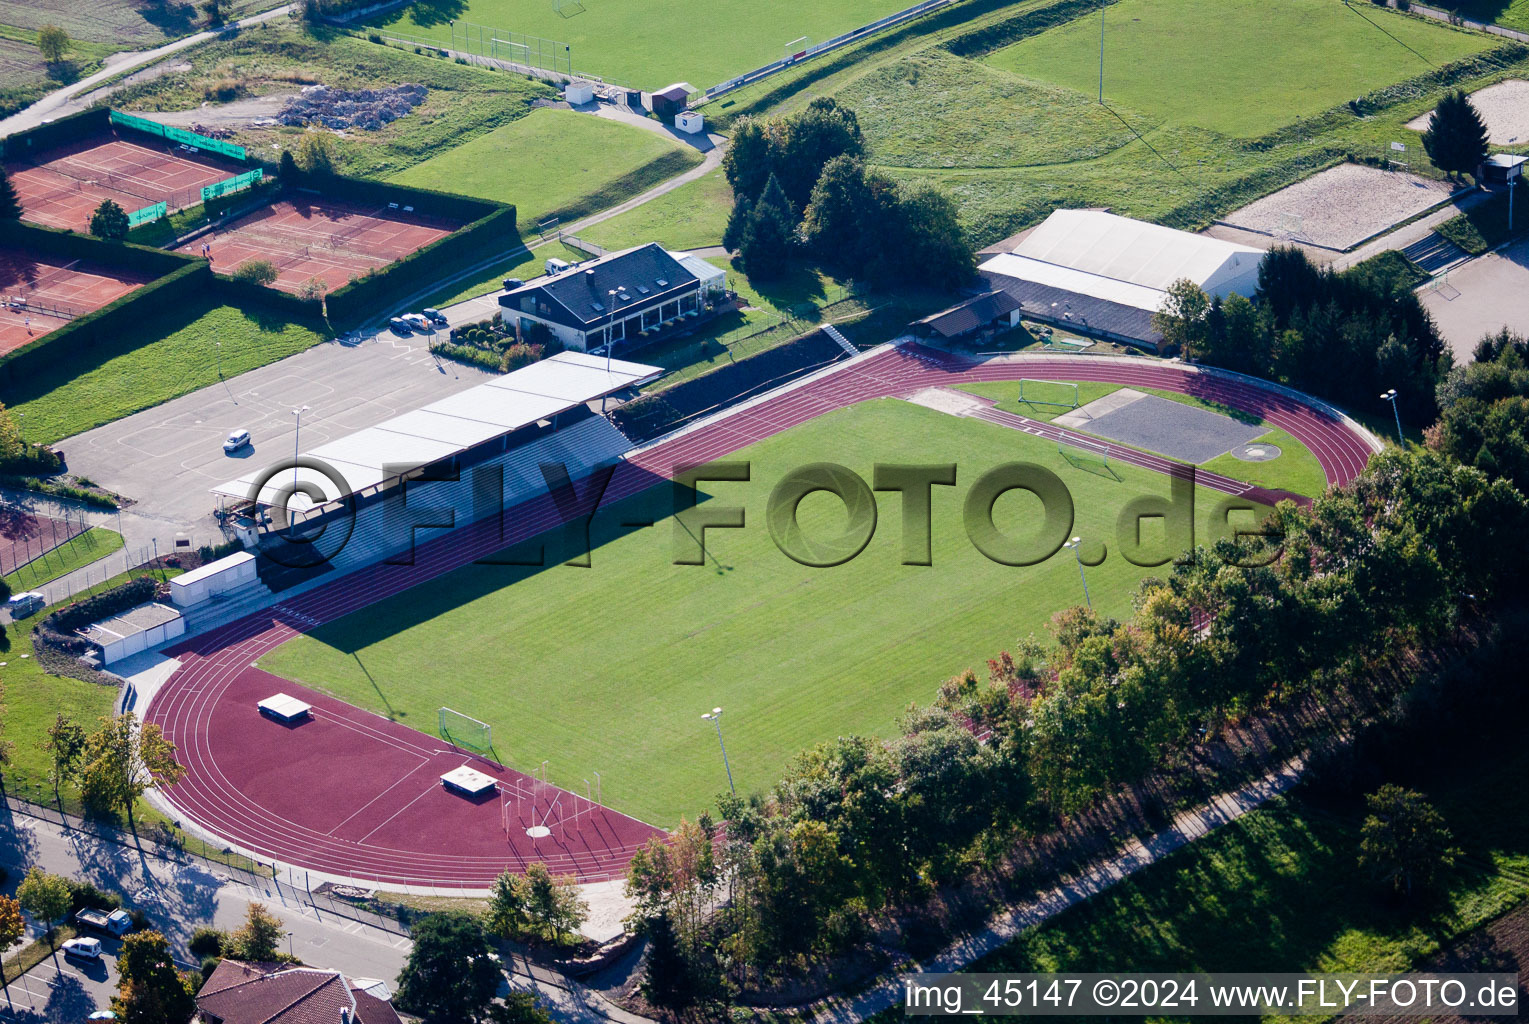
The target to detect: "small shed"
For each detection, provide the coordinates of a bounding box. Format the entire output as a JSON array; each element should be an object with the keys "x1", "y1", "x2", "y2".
[
  {"x1": 643, "y1": 82, "x2": 695, "y2": 119},
  {"x1": 676, "y1": 110, "x2": 704, "y2": 135},
  {"x1": 912, "y1": 290, "x2": 1022, "y2": 341},
  {"x1": 564, "y1": 80, "x2": 596, "y2": 105},
  {"x1": 79, "y1": 602, "x2": 185, "y2": 666},
  {"x1": 170, "y1": 551, "x2": 258, "y2": 607},
  {"x1": 1483, "y1": 153, "x2": 1526, "y2": 185}
]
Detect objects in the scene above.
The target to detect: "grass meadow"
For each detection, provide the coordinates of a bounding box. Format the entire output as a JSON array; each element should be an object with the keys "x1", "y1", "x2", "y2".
[
  {"x1": 0, "y1": 300, "x2": 326, "y2": 444},
  {"x1": 710, "y1": 0, "x2": 1525, "y2": 247},
  {"x1": 363, "y1": 0, "x2": 914, "y2": 91},
  {"x1": 985, "y1": 0, "x2": 1490, "y2": 138},
  {"x1": 259, "y1": 399, "x2": 1271, "y2": 825},
  {"x1": 956, "y1": 379, "x2": 1331, "y2": 497},
  {"x1": 389, "y1": 107, "x2": 704, "y2": 229},
  {"x1": 578, "y1": 169, "x2": 735, "y2": 253}
]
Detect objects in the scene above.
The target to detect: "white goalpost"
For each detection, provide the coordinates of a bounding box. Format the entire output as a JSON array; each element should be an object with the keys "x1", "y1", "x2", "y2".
[
  {"x1": 1057, "y1": 434, "x2": 1110, "y2": 468},
  {"x1": 439, "y1": 707, "x2": 493, "y2": 752},
  {"x1": 783, "y1": 36, "x2": 810, "y2": 60},
  {"x1": 1019, "y1": 378, "x2": 1080, "y2": 409}
]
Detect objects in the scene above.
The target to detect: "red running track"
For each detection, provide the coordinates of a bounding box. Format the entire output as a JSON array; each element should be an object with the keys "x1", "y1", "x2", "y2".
[{"x1": 146, "y1": 345, "x2": 1378, "y2": 888}]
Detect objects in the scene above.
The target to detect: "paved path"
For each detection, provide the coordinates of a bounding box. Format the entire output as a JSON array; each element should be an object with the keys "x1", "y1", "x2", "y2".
[{"x1": 0, "y1": 5, "x2": 296, "y2": 139}]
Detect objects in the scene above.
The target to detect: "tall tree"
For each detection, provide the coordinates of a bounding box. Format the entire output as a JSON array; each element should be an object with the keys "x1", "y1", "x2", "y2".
[
  {"x1": 0, "y1": 168, "x2": 22, "y2": 221},
  {"x1": 485, "y1": 869, "x2": 531, "y2": 939},
  {"x1": 89, "y1": 199, "x2": 129, "y2": 241},
  {"x1": 1421, "y1": 89, "x2": 1490, "y2": 182},
  {"x1": 43, "y1": 713, "x2": 86, "y2": 801},
  {"x1": 0, "y1": 894, "x2": 23, "y2": 1012},
  {"x1": 113, "y1": 930, "x2": 197, "y2": 1024},
  {"x1": 16, "y1": 868, "x2": 71, "y2": 975},
  {"x1": 296, "y1": 133, "x2": 337, "y2": 176},
  {"x1": 228, "y1": 902, "x2": 284, "y2": 961},
  {"x1": 36, "y1": 25, "x2": 69, "y2": 64},
  {"x1": 396, "y1": 913, "x2": 501, "y2": 1024},
  {"x1": 737, "y1": 173, "x2": 795, "y2": 280},
  {"x1": 77, "y1": 713, "x2": 186, "y2": 829},
  {"x1": 638, "y1": 911, "x2": 695, "y2": 1013},
  {"x1": 1359, "y1": 784, "x2": 1462, "y2": 898},
  {"x1": 524, "y1": 863, "x2": 587, "y2": 943},
  {"x1": 1152, "y1": 278, "x2": 1213, "y2": 358},
  {"x1": 721, "y1": 190, "x2": 753, "y2": 255},
  {"x1": 801, "y1": 154, "x2": 872, "y2": 276}
]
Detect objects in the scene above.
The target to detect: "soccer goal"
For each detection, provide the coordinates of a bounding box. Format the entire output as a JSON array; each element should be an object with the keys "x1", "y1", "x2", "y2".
[
  {"x1": 1057, "y1": 434, "x2": 1110, "y2": 471},
  {"x1": 439, "y1": 707, "x2": 493, "y2": 752},
  {"x1": 551, "y1": 0, "x2": 585, "y2": 17},
  {"x1": 1019, "y1": 378, "x2": 1080, "y2": 409},
  {"x1": 783, "y1": 36, "x2": 811, "y2": 61}
]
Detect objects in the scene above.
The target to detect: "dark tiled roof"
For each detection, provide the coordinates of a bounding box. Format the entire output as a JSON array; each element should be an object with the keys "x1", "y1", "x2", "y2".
[
  {"x1": 504, "y1": 243, "x2": 699, "y2": 330},
  {"x1": 915, "y1": 290, "x2": 1020, "y2": 338},
  {"x1": 197, "y1": 960, "x2": 401, "y2": 1024},
  {"x1": 981, "y1": 269, "x2": 1163, "y2": 347}
]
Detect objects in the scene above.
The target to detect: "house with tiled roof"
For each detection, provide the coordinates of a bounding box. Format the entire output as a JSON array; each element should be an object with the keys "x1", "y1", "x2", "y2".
[{"x1": 195, "y1": 959, "x2": 404, "y2": 1024}]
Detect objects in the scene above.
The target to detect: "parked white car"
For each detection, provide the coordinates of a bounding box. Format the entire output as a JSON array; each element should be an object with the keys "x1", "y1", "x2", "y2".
[
  {"x1": 401, "y1": 313, "x2": 433, "y2": 333},
  {"x1": 223, "y1": 428, "x2": 252, "y2": 453},
  {"x1": 62, "y1": 937, "x2": 103, "y2": 960}
]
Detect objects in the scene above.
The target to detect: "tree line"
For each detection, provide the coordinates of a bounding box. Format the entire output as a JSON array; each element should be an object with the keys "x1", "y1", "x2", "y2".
[
  {"x1": 721, "y1": 98, "x2": 974, "y2": 289},
  {"x1": 619, "y1": 338, "x2": 1529, "y2": 1005}
]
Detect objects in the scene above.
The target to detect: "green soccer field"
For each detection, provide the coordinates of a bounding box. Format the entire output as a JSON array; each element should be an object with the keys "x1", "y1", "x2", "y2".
[
  {"x1": 258, "y1": 399, "x2": 1270, "y2": 826},
  {"x1": 364, "y1": 0, "x2": 913, "y2": 92},
  {"x1": 984, "y1": 0, "x2": 1490, "y2": 138}
]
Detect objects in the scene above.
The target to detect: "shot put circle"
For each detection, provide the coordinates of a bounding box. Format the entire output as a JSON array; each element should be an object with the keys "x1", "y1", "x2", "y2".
[{"x1": 1231, "y1": 442, "x2": 1281, "y2": 462}]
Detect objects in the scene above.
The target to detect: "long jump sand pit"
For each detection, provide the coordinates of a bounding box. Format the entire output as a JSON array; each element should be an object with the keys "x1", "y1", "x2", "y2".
[
  {"x1": 0, "y1": 247, "x2": 150, "y2": 354},
  {"x1": 1221, "y1": 163, "x2": 1458, "y2": 251},
  {"x1": 181, "y1": 196, "x2": 461, "y2": 295},
  {"x1": 1408, "y1": 79, "x2": 1529, "y2": 146}
]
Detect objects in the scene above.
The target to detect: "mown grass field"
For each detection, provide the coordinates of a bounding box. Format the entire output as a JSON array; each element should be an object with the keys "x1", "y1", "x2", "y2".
[
  {"x1": 578, "y1": 169, "x2": 734, "y2": 253},
  {"x1": 956, "y1": 379, "x2": 1330, "y2": 497},
  {"x1": 389, "y1": 107, "x2": 703, "y2": 230},
  {"x1": 0, "y1": 300, "x2": 326, "y2": 444},
  {"x1": 709, "y1": 0, "x2": 1525, "y2": 247},
  {"x1": 364, "y1": 0, "x2": 913, "y2": 92},
  {"x1": 986, "y1": 0, "x2": 1489, "y2": 138},
  {"x1": 259, "y1": 398, "x2": 1270, "y2": 825},
  {"x1": 111, "y1": 24, "x2": 553, "y2": 179},
  {"x1": 3, "y1": 527, "x2": 123, "y2": 592}
]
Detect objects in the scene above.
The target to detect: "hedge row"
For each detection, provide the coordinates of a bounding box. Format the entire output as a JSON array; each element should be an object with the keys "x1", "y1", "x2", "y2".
[
  {"x1": 213, "y1": 272, "x2": 325, "y2": 321},
  {"x1": 291, "y1": 172, "x2": 501, "y2": 225},
  {"x1": 609, "y1": 330, "x2": 847, "y2": 442},
  {"x1": 0, "y1": 106, "x2": 111, "y2": 162},
  {"x1": 0, "y1": 261, "x2": 210, "y2": 385},
  {"x1": 0, "y1": 220, "x2": 194, "y2": 279},
  {"x1": 326, "y1": 203, "x2": 517, "y2": 328}
]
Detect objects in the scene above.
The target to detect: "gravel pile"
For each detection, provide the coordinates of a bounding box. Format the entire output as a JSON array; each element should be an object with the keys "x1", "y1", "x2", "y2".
[{"x1": 278, "y1": 82, "x2": 428, "y2": 131}]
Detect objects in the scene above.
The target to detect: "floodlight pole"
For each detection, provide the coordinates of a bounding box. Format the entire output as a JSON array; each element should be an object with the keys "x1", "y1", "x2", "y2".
[
  {"x1": 1380, "y1": 389, "x2": 1403, "y2": 445},
  {"x1": 1065, "y1": 536, "x2": 1092, "y2": 610},
  {"x1": 292, "y1": 405, "x2": 309, "y2": 492},
  {"x1": 1098, "y1": 0, "x2": 1105, "y2": 104},
  {"x1": 701, "y1": 707, "x2": 735, "y2": 794}
]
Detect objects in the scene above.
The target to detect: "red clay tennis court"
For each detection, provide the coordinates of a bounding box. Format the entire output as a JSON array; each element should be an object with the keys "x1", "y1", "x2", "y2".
[
  {"x1": 5, "y1": 131, "x2": 243, "y2": 232},
  {"x1": 0, "y1": 246, "x2": 150, "y2": 354},
  {"x1": 178, "y1": 196, "x2": 462, "y2": 295}
]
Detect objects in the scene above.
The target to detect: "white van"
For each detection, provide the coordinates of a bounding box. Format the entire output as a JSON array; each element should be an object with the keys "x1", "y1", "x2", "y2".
[{"x1": 6, "y1": 591, "x2": 44, "y2": 618}]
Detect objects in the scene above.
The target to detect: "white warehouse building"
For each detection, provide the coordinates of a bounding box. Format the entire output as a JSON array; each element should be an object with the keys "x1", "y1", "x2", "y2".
[{"x1": 979, "y1": 209, "x2": 1266, "y2": 348}]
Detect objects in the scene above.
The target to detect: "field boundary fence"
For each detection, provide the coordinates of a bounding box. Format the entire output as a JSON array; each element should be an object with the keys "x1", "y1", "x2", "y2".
[
  {"x1": 703, "y1": 0, "x2": 958, "y2": 101},
  {"x1": 1, "y1": 781, "x2": 416, "y2": 937},
  {"x1": 354, "y1": 22, "x2": 631, "y2": 86}
]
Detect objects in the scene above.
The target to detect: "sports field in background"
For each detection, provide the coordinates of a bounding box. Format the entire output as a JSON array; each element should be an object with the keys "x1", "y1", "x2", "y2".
[
  {"x1": 259, "y1": 399, "x2": 1271, "y2": 825},
  {"x1": 956, "y1": 379, "x2": 1329, "y2": 497},
  {"x1": 985, "y1": 0, "x2": 1491, "y2": 138},
  {"x1": 364, "y1": 0, "x2": 913, "y2": 91},
  {"x1": 388, "y1": 107, "x2": 702, "y2": 229}
]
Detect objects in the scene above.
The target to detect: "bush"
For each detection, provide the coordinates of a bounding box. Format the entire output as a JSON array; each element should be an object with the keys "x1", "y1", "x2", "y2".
[
  {"x1": 200, "y1": 956, "x2": 223, "y2": 979},
  {"x1": 189, "y1": 927, "x2": 228, "y2": 958},
  {"x1": 67, "y1": 881, "x2": 122, "y2": 914},
  {"x1": 231, "y1": 259, "x2": 279, "y2": 286}
]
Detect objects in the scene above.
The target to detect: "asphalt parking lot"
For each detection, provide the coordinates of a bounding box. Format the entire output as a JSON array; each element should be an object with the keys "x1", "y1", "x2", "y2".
[
  {"x1": 58, "y1": 330, "x2": 495, "y2": 547},
  {"x1": 2, "y1": 943, "x2": 120, "y2": 1021}
]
